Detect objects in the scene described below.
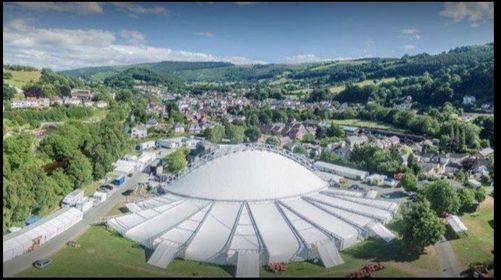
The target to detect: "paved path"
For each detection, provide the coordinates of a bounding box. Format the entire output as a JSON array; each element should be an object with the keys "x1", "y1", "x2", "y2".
[
  {"x1": 434, "y1": 235, "x2": 462, "y2": 277},
  {"x1": 2, "y1": 171, "x2": 148, "y2": 277}
]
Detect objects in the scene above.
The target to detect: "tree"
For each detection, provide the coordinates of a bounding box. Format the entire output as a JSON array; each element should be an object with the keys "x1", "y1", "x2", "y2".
[
  {"x1": 474, "y1": 188, "x2": 486, "y2": 203},
  {"x1": 293, "y1": 143, "x2": 306, "y2": 155},
  {"x1": 244, "y1": 126, "x2": 261, "y2": 143},
  {"x1": 327, "y1": 123, "x2": 345, "y2": 138},
  {"x1": 203, "y1": 125, "x2": 225, "y2": 144},
  {"x1": 64, "y1": 152, "x2": 93, "y2": 189},
  {"x1": 302, "y1": 133, "x2": 315, "y2": 143},
  {"x1": 401, "y1": 199, "x2": 446, "y2": 252},
  {"x1": 422, "y1": 180, "x2": 460, "y2": 215},
  {"x1": 227, "y1": 125, "x2": 245, "y2": 144},
  {"x1": 165, "y1": 148, "x2": 188, "y2": 174},
  {"x1": 266, "y1": 136, "x2": 280, "y2": 146},
  {"x1": 457, "y1": 188, "x2": 477, "y2": 213},
  {"x1": 401, "y1": 171, "x2": 417, "y2": 193}
]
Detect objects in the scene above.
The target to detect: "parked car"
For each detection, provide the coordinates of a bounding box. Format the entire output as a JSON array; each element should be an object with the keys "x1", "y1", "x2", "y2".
[
  {"x1": 98, "y1": 185, "x2": 114, "y2": 193},
  {"x1": 381, "y1": 193, "x2": 392, "y2": 199},
  {"x1": 122, "y1": 189, "x2": 134, "y2": 196},
  {"x1": 349, "y1": 184, "x2": 362, "y2": 190},
  {"x1": 33, "y1": 259, "x2": 52, "y2": 269}
]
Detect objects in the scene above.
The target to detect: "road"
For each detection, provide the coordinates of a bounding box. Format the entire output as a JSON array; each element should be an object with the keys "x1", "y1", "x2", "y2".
[
  {"x1": 2, "y1": 171, "x2": 149, "y2": 277},
  {"x1": 434, "y1": 235, "x2": 462, "y2": 277}
]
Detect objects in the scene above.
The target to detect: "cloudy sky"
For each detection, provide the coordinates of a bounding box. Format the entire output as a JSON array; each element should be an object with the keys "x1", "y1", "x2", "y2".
[{"x1": 3, "y1": 2, "x2": 494, "y2": 70}]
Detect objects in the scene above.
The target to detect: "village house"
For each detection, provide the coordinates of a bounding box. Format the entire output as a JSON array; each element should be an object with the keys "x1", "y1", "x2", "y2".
[
  {"x1": 71, "y1": 89, "x2": 93, "y2": 101},
  {"x1": 462, "y1": 95, "x2": 476, "y2": 105},
  {"x1": 145, "y1": 118, "x2": 160, "y2": 129},
  {"x1": 477, "y1": 147, "x2": 494, "y2": 160},
  {"x1": 130, "y1": 125, "x2": 147, "y2": 138},
  {"x1": 50, "y1": 96, "x2": 64, "y2": 106},
  {"x1": 346, "y1": 135, "x2": 369, "y2": 149},
  {"x1": 64, "y1": 97, "x2": 82, "y2": 106},
  {"x1": 174, "y1": 123, "x2": 185, "y2": 134},
  {"x1": 83, "y1": 100, "x2": 94, "y2": 107},
  {"x1": 95, "y1": 101, "x2": 108, "y2": 109}
]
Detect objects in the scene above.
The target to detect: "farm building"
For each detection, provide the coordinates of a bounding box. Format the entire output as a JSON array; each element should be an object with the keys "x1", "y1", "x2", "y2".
[
  {"x1": 107, "y1": 144, "x2": 398, "y2": 277},
  {"x1": 3, "y1": 208, "x2": 83, "y2": 262},
  {"x1": 313, "y1": 161, "x2": 369, "y2": 180}
]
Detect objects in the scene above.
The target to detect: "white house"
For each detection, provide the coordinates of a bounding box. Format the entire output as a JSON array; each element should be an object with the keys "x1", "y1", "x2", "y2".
[
  {"x1": 462, "y1": 95, "x2": 476, "y2": 105},
  {"x1": 95, "y1": 101, "x2": 108, "y2": 108},
  {"x1": 130, "y1": 125, "x2": 147, "y2": 138}
]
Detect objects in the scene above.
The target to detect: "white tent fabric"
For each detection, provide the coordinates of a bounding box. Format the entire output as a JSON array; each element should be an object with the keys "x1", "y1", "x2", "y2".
[
  {"x1": 249, "y1": 202, "x2": 301, "y2": 263},
  {"x1": 3, "y1": 208, "x2": 83, "y2": 262},
  {"x1": 227, "y1": 205, "x2": 261, "y2": 261},
  {"x1": 106, "y1": 145, "x2": 400, "y2": 275},
  {"x1": 114, "y1": 160, "x2": 137, "y2": 174},
  {"x1": 313, "y1": 240, "x2": 344, "y2": 268},
  {"x1": 280, "y1": 199, "x2": 359, "y2": 250},
  {"x1": 147, "y1": 241, "x2": 179, "y2": 268},
  {"x1": 365, "y1": 190, "x2": 378, "y2": 199},
  {"x1": 446, "y1": 215, "x2": 468, "y2": 233},
  {"x1": 321, "y1": 189, "x2": 364, "y2": 197},
  {"x1": 310, "y1": 193, "x2": 393, "y2": 223},
  {"x1": 126, "y1": 203, "x2": 142, "y2": 213},
  {"x1": 366, "y1": 222, "x2": 396, "y2": 242},
  {"x1": 184, "y1": 202, "x2": 241, "y2": 264},
  {"x1": 236, "y1": 250, "x2": 260, "y2": 278},
  {"x1": 164, "y1": 150, "x2": 328, "y2": 201},
  {"x1": 333, "y1": 195, "x2": 399, "y2": 214}
]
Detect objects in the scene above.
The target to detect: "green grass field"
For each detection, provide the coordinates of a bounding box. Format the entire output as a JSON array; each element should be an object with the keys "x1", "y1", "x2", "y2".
[
  {"x1": 449, "y1": 194, "x2": 494, "y2": 269},
  {"x1": 16, "y1": 218, "x2": 444, "y2": 277},
  {"x1": 329, "y1": 77, "x2": 397, "y2": 93},
  {"x1": 3, "y1": 69, "x2": 41, "y2": 88},
  {"x1": 329, "y1": 118, "x2": 405, "y2": 132}
]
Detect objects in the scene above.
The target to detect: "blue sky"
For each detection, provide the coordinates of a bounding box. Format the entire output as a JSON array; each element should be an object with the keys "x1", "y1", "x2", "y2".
[{"x1": 3, "y1": 2, "x2": 494, "y2": 70}]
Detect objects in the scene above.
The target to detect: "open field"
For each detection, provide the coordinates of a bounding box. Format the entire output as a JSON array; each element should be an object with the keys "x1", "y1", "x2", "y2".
[
  {"x1": 3, "y1": 70, "x2": 41, "y2": 88},
  {"x1": 329, "y1": 118, "x2": 406, "y2": 132},
  {"x1": 449, "y1": 193, "x2": 494, "y2": 270},
  {"x1": 329, "y1": 77, "x2": 397, "y2": 93},
  {"x1": 17, "y1": 215, "x2": 444, "y2": 277}
]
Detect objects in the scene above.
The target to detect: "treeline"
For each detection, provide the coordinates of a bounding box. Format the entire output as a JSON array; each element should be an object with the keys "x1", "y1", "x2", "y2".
[
  {"x1": 333, "y1": 62, "x2": 493, "y2": 107},
  {"x1": 3, "y1": 64, "x2": 39, "y2": 72},
  {"x1": 104, "y1": 67, "x2": 185, "y2": 91},
  {"x1": 3, "y1": 104, "x2": 131, "y2": 230},
  {"x1": 4, "y1": 68, "x2": 85, "y2": 100},
  {"x1": 4, "y1": 106, "x2": 96, "y2": 128}
]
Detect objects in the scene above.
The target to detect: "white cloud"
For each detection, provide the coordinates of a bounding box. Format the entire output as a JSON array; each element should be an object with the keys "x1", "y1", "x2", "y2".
[
  {"x1": 119, "y1": 30, "x2": 146, "y2": 44},
  {"x1": 440, "y1": 2, "x2": 493, "y2": 27},
  {"x1": 196, "y1": 32, "x2": 214, "y2": 38},
  {"x1": 111, "y1": 3, "x2": 168, "y2": 17},
  {"x1": 285, "y1": 53, "x2": 371, "y2": 64},
  {"x1": 286, "y1": 54, "x2": 331, "y2": 64},
  {"x1": 12, "y1": 2, "x2": 104, "y2": 14},
  {"x1": 404, "y1": 44, "x2": 416, "y2": 50},
  {"x1": 401, "y1": 28, "x2": 421, "y2": 40},
  {"x1": 3, "y1": 18, "x2": 265, "y2": 70}
]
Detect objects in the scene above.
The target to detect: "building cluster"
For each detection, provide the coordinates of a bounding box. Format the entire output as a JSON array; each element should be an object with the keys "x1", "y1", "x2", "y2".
[{"x1": 9, "y1": 89, "x2": 108, "y2": 109}]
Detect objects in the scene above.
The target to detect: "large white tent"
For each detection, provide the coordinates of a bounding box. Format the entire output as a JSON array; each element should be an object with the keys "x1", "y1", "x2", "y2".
[{"x1": 107, "y1": 144, "x2": 399, "y2": 276}]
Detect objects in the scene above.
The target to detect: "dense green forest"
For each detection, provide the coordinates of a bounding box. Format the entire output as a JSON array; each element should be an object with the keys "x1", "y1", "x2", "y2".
[
  {"x1": 3, "y1": 103, "x2": 131, "y2": 230},
  {"x1": 103, "y1": 67, "x2": 185, "y2": 91}
]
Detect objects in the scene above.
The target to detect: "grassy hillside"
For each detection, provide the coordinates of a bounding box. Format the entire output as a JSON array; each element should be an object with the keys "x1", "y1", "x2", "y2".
[{"x1": 3, "y1": 69, "x2": 41, "y2": 88}]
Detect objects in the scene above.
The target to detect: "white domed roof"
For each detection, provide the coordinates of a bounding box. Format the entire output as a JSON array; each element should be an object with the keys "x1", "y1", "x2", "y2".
[{"x1": 164, "y1": 149, "x2": 328, "y2": 201}]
